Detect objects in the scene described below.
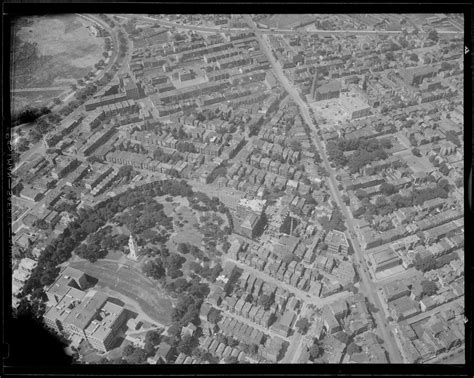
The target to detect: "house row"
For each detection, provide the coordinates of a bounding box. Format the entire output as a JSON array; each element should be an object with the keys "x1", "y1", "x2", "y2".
[
  {"x1": 218, "y1": 315, "x2": 266, "y2": 345},
  {"x1": 105, "y1": 150, "x2": 189, "y2": 176},
  {"x1": 78, "y1": 126, "x2": 117, "y2": 157}
]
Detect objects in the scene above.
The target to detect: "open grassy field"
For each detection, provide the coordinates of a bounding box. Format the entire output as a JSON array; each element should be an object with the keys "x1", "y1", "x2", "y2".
[
  {"x1": 68, "y1": 258, "x2": 174, "y2": 326},
  {"x1": 11, "y1": 14, "x2": 104, "y2": 108}
]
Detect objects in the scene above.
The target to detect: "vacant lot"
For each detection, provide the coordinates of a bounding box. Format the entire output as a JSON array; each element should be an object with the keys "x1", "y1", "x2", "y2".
[
  {"x1": 68, "y1": 258, "x2": 173, "y2": 326},
  {"x1": 259, "y1": 14, "x2": 316, "y2": 29}
]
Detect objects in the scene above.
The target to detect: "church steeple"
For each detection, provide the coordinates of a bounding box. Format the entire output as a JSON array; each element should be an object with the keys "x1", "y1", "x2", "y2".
[{"x1": 128, "y1": 234, "x2": 139, "y2": 261}]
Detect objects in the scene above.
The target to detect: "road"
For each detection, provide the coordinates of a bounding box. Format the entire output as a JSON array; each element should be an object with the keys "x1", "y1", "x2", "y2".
[
  {"x1": 244, "y1": 14, "x2": 403, "y2": 363},
  {"x1": 134, "y1": 14, "x2": 462, "y2": 37},
  {"x1": 12, "y1": 86, "x2": 69, "y2": 92},
  {"x1": 77, "y1": 14, "x2": 121, "y2": 85}
]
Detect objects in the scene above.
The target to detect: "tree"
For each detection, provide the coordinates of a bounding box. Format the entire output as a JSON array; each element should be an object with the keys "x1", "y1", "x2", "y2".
[
  {"x1": 409, "y1": 53, "x2": 419, "y2": 62},
  {"x1": 145, "y1": 330, "x2": 161, "y2": 346},
  {"x1": 290, "y1": 140, "x2": 302, "y2": 152},
  {"x1": 167, "y1": 267, "x2": 183, "y2": 279},
  {"x1": 438, "y1": 163, "x2": 450, "y2": 176},
  {"x1": 165, "y1": 253, "x2": 186, "y2": 270},
  {"x1": 34, "y1": 219, "x2": 50, "y2": 230},
  {"x1": 208, "y1": 309, "x2": 222, "y2": 324},
  {"x1": 454, "y1": 176, "x2": 463, "y2": 189},
  {"x1": 122, "y1": 344, "x2": 135, "y2": 357},
  {"x1": 375, "y1": 196, "x2": 389, "y2": 208},
  {"x1": 427, "y1": 29, "x2": 439, "y2": 42},
  {"x1": 258, "y1": 293, "x2": 273, "y2": 310},
  {"x1": 177, "y1": 335, "x2": 196, "y2": 355},
  {"x1": 127, "y1": 348, "x2": 147, "y2": 364},
  {"x1": 142, "y1": 259, "x2": 165, "y2": 280},
  {"x1": 421, "y1": 280, "x2": 438, "y2": 297},
  {"x1": 248, "y1": 344, "x2": 258, "y2": 355},
  {"x1": 309, "y1": 342, "x2": 323, "y2": 359},
  {"x1": 380, "y1": 183, "x2": 396, "y2": 196},
  {"x1": 295, "y1": 317, "x2": 309, "y2": 334},
  {"x1": 411, "y1": 147, "x2": 421, "y2": 157},
  {"x1": 177, "y1": 242, "x2": 190, "y2": 254},
  {"x1": 225, "y1": 356, "x2": 239, "y2": 364}
]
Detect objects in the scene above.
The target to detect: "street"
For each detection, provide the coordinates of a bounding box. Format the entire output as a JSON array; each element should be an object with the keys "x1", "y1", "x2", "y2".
[
  {"x1": 245, "y1": 14, "x2": 403, "y2": 363},
  {"x1": 135, "y1": 14, "x2": 462, "y2": 37}
]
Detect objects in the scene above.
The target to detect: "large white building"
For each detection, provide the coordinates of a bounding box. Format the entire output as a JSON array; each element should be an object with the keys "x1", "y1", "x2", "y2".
[{"x1": 339, "y1": 94, "x2": 371, "y2": 119}]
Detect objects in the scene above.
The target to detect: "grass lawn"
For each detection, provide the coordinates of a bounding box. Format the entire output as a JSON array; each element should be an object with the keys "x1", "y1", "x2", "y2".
[
  {"x1": 401, "y1": 152, "x2": 434, "y2": 173},
  {"x1": 68, "y1": 259, "x2": 173, "y2": 326},
  {"x1": 171, "y1": 204, "x2": 203, "y2": 246},
  {"x1": 158, "y1": 195, "x2": 203, "y2": 251},
  {"x1": 104, "y1": 249, "x2": 123, "y2": 261}
]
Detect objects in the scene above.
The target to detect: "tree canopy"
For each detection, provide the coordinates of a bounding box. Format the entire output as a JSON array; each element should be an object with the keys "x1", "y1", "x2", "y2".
[
  {"x1": 295, "y1": 317, "x2": 309, "y2": 334},
  {"x1": 421, "y1": 280, "x2": 438, "y2": 297}
]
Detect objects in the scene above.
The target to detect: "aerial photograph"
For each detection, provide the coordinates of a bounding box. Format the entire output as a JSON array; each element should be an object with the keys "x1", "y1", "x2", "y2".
[{"x1": 8, "y1": 12, "x2": 465, "y2": 367}]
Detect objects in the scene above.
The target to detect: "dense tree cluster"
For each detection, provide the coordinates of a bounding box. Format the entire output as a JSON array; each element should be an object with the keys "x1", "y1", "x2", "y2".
[
  {"x1": 354, "y1": 179, "x2": 450, "y2": 220},
  {"x1": 206, "y1": 166, "x2": 227, "y2": 184},
  {"x1": 308, "y1": 341, "x2": 323, "y2": 360},
  {"x1": 163, "y1": 253, "x2": 186, "y2": 279},
  {"x1": 326, "y1": 137, "x2": 392, "y2": 173},
  {"x1": 295, "y1": 317, "x2": 309, "y2": 334},
  {"x1": 177, "y1": 334, "x2": 199, "y2": 355},
  {"x1": 257, "y1": 293, "x2": 274, "y2": 310},
  {"x1": 319, "y1": 207, "x2": 346, "y2": 232},
  {"x1": 414, "y1": 252, "x2": 459, "y2": 273},
  {"x1": 142, "y1": 258, "x2": 166, "y2": 280},
  {"x1": 188, "y1": 262, "x2": 222, "y2": 282},
  {"x1": 171, "y1": 292, "x2": 205, "y2": 328},
  {"x1": 421, "y1": 279, "x2": 438, "y2": 297},
  {"x1": 176, "y1": 141, "x2": 196, "y2": 153},
  {"x1": 20, "y1": 180, "x2": 194, "y2": 299},
  {"x1": 115, "y1": 199, "x2": 172, "y2": 236},
  {"x1": 152, "y1": 147, "x2": 182, "y2": 164},
  {"x1": 121, "y1": 345, "x2": 148, "y2": 364},
  {"x1": 75, "y1": 83, "x2": 98, "y2": 101}
]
